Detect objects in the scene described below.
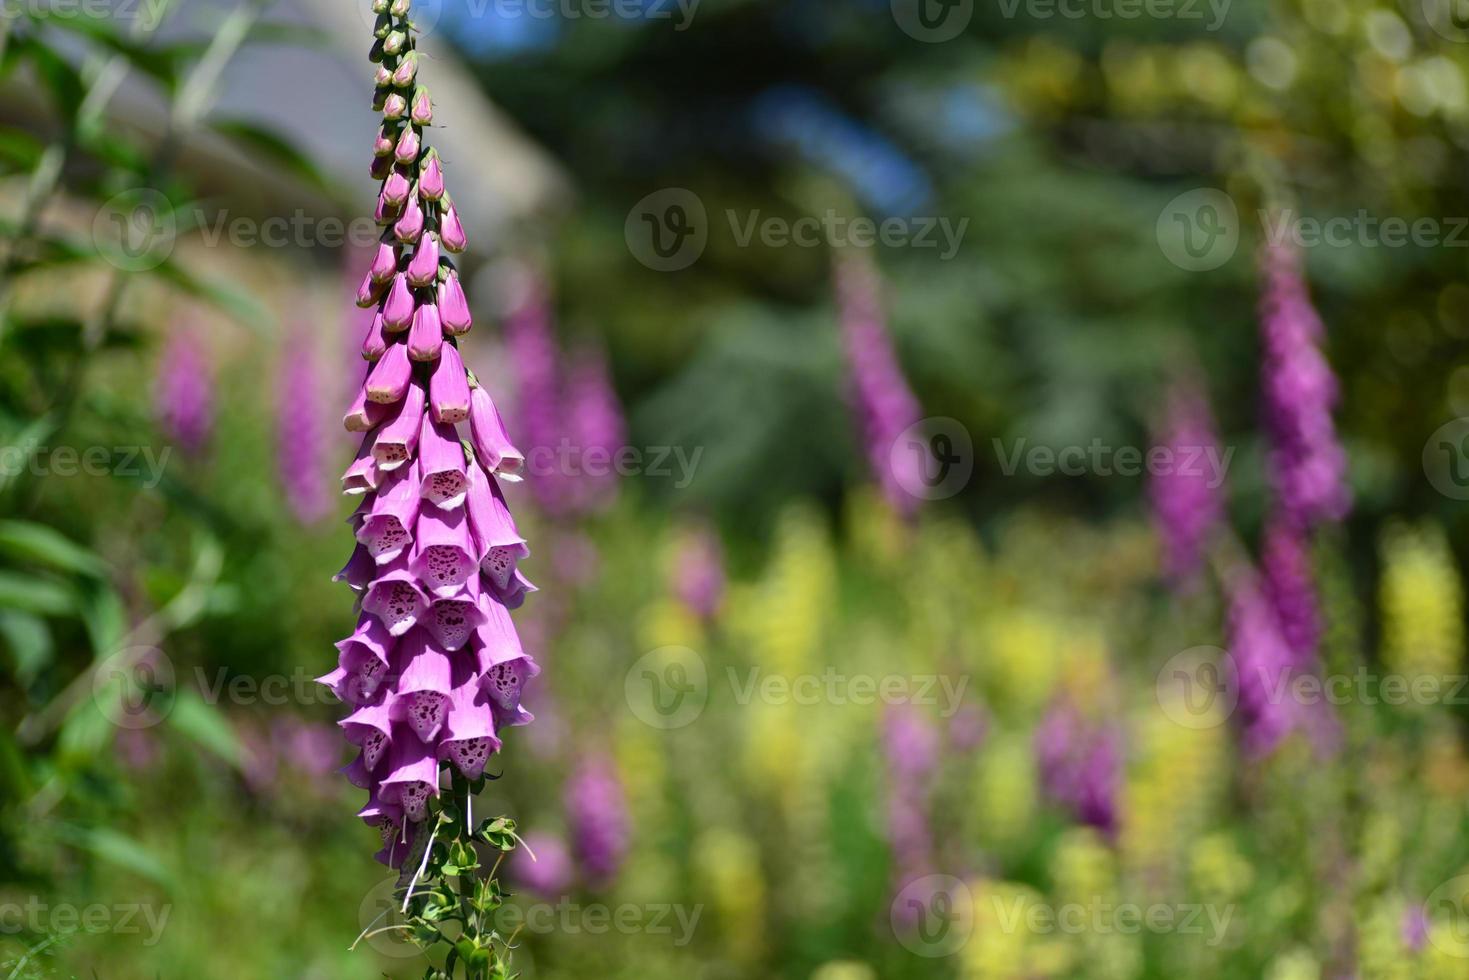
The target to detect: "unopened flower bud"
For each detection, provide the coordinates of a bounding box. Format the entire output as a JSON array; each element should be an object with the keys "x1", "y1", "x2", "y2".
[
  {"x1": 395, "y1": 127, "x2": 420, "y2": 165},
  {"x1": 409, "y1": 303, "x2": 444, "y2": 361},
  {"x1": 438, "y1": 272, "x2": 472, "y2": 336},
  {"x1": 380, "y1": 169, "x2": 411, "y2": 208},
  {"x1": 392, "y1": 51, "x2": 418, "y2": 87},
  {"x1": 440, "y1": 203, "x2": 466, "y2": 253},
  {"x1": 383, "y1": 93, "x2": 408, "y2": 120},
  {"x1": 382, "y1": 274, "x2": 416, "y2": 332},
  {"x1": 356, "y1": 270, "x2": 387, "y2": 309},
  {"x1": 411, "y1": 87, "x2": 433, "y2": 126},
  {"x1": 383, "y1": 30, "x2": 407, "y2": 56},
  {"x1": 407, "y1": 234, "x2": 440, "y2": 287},
  {"x1": 395, "y1": 196, "x2": 425, "y2": 244},
  {"x1": 418, "y1": 155, "x2": 445, "y2": 202},
  {"x1": 375, "y1": 64, "x2": 392, "y2": 87}
]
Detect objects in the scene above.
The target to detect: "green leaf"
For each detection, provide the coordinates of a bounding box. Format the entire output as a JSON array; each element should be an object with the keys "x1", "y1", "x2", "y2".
[
  {"x1": 53, "y1": 825, "x2": 173, "y2": 889},
  {"x1": 0, "y1": 414, "x2": 59, "y2": 495},
  {"x1": 149, "y1": 258, "x2": 272, "y2": 334},
  {"x1": 0, "y1": 610, "x2": 53, "y2": 685},
  {"x1": 0, "y1": 728, "x2": 34, "y2": 802},
  {"x1": 20, "y1": 36, "x2": 85, "y2": 121},
  {"x1": 0, "y1": 126, "x2": 45, "y2": 170},
  {"x1": 168, "y1": 689, "x2": 240, "y2": 766},
  {"x1": 80, "y1": 582, "x2": 128, "y2": 655},
  {"x1": 0, "y1": 571, "x2": 74, "y2": 616},
  {"x1": 0, "y1": 520, "x2": 108, "y2": 577},
  {"x1": 209, "y1": 118, "x2": 335, "y2": 196}
]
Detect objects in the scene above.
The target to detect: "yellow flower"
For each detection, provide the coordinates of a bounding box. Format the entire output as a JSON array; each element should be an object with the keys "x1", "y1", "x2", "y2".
[
  {"x1": 1121, "y1": 698, "x2": 1228, "y2": 885},
  {"x1": 693, "y1": 827, "x2": 765, "y2": 963},
  {"x1": 1380, "y1": 521, "x2": 1463, "y2": 690}
]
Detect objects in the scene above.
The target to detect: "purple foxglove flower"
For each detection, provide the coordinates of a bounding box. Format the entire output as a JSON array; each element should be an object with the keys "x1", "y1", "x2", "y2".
[
  {"x1": 393, "y1": 628, "x2": 453, "y2": 741},
  {"x1": 505, "y1": 267, "x2": 565, "y2": 513},
  {"x1": 1258, "y1": 238, "x2": 1350, "y2": 528},
  {"x1": 328, "y1": 23, "x2": 539, "y2": 866},
  {"x1": 423, "y1": 580, "x2": 487, "y2": 652},
  {"x1": 947, "y1": 702, "x2": 989, "y2": 753},
  {"x1": 440, "y1": 203, "x2": 467, "y2": 253},
  {"x1": 430, "y1": 344, "x2": 472, "y2": 424},
  {"x1": 565, "y1": 754, "x2": 629, "y2": 886},
  {"x1": 363, "y1": 563, "x2": 428, "y2": 637},
  {"x1": 395, "y1": 195, "x2": 425, "y2": 244},
  {"x1": 382, "y1": 92, "x2": 407, "y2": 119},
  {"x1": 411, "y1": 86, "x2": 433, "y2": 126},
  {"x1": 408, "y1": 303, "x2": 444, "y2": 362},
  {"x1": 366, "y1": 342, "x2": 412, "y2": 404},
  {"x1": 1403, "y1": 906, "x2": 1430, "y2": 952},
  {"x1": 406, "y1": 233, "x2": 439, "y2": 287},
  {"x1": 1261, "y1": 517, "x2": 1321, "y2": 660},
  {"x1": 883, "y1": 706, "x2": 939, "y2": 915},
  {"x1": 419, "y1": 415, "x2": 469, "y2": 509},
  {"x1": 379, "y1": 733, "x2": 438, "y2": 822},
  {"x1": 438, "y1": 271, "x2": 472, "y2": 335},
  {"x1": 334, "y1": 545, "x2": 377, "y2": 592},
  {"x1": 277, "y1": 324, "x2": 331, "y2": 523},
  {"x1": 361, "y1": 310, "x2": 389, "y2": 361},
  {"x1": 564, "y1": 343, "x2": 625, "y2": 512},
  {"x1": 372, "y1": 380, "x2": 426, "y2": 471},
  {"x1": 412, "y1": 502, "x2": 478, "y2": 595},
  {"x1": 1148, "y1": 378, "x2": 1224, "y2": 588},
  {"x1": 342, "y1": 446, "x2": 379, "y2": 493},
  {"x1": 382, "y1": 274, "x2": 415, "y2": 332},
  {"x1": 357, "y1": 461, "x2": 422, "y2": 563},
  {"x1": 439, "y1": 677, "x2": 499, "y2": 778},
  {"x1": 1227, "y1": 571, "x2": 1302, "y2": 756},
  {"x1": 673, "y1": 523, "x2": 724, "y2": 619},
  {"x1": 155, "y1": 327, "x2": 213, "y2": 456},
  {"x1": 511, "y1": 832, "x2": 573, "y2": 897},
  {"x1": 419, "y1": 154, "x2": 444, "y2": 202},
  {"x1": 468, "y1": 386, "x2": 526, "y2": 481},
  {"x1": 1034, "y1": 699, "x2": 1120, "y2": 837},
  {"x1": 833, "y1": 250, "x2": 923, "y2": 518}
]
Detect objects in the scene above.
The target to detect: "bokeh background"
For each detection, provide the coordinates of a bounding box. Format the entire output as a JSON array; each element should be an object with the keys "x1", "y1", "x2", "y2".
[{"x1": 4, "y1": 0, "x2": 1469, "y2": 976}]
